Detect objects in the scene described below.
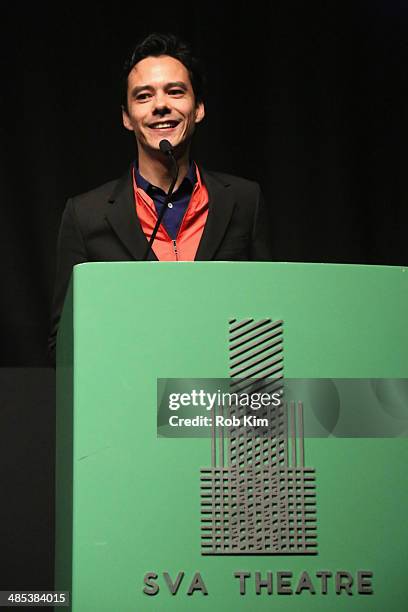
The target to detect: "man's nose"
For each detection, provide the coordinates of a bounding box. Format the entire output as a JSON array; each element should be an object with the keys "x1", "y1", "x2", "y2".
[{"x1": 152, "y1": 92, "x2": 170, "y2": 115}]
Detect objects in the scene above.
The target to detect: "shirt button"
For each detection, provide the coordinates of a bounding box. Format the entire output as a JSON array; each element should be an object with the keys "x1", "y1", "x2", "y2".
[{"x1": 168, "y1": 202, "x2": 173, "y2": 208}]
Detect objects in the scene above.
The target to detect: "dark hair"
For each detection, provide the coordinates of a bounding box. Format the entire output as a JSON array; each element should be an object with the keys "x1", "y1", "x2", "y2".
[{"x1": 121, "y1": 32, "x2": 205, "y2": 111}]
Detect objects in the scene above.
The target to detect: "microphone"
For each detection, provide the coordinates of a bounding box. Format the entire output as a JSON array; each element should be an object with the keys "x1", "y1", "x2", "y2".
[
  {"x1": 142, "y1": 140, "x2": 179, "y2": 260},
  {"x1": 159, "y1": 139, "x2": 173, "y2": 156}
]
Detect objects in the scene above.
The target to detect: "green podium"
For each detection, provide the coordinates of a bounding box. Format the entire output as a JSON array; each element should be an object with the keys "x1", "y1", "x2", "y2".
[{"x1": 56, "y1": 262, "x2": 408, "y2": 611}]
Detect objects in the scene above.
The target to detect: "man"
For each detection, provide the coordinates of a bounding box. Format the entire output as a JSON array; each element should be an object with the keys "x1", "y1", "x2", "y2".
[{"x1": 49, "y1": 33, "x2": 272, "y2": 363}]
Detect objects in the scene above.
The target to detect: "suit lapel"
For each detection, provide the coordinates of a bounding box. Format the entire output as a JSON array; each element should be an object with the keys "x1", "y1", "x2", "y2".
[
  {"x1": 105, "y1": 164, "x2": 235, "y2": 262},
  {"x1": 195, "y1": 168, "x2": 236, "y2": 260},
  {"x1": 105, "y1": 167, "x2": 157, "y2": 261}
]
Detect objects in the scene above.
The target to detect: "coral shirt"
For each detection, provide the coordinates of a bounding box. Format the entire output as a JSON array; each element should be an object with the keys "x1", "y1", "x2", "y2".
[{"x1": 132, "y1": 163, "x2": 209, "y2": 261}]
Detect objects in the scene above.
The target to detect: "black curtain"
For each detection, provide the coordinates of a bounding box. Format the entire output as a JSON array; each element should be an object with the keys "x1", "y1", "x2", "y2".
[
  {"x1": 1, "y1": 1, "x2": 407, "y2": 365},
  {"x1": 1, "y1": 1, "x2": 407, "y2": 366},
  {"x1": 0, "y1": 0, "x2": 407, "y2": 594}
]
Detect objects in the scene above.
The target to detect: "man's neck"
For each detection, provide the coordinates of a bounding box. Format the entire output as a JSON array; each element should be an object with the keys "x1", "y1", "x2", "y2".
[{"x1": 137, "y1": 147, "x2": 191, "y2": 192}]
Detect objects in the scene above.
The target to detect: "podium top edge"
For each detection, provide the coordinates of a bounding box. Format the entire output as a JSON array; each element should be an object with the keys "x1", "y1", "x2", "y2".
[{"x1": 73, "y1": 261, "x2": 407, "y2": 273}]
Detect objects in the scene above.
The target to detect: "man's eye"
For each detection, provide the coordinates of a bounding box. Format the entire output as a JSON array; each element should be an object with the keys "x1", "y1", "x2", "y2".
[
  {"x1": 136, "y1": 93, "x2": 151, "y2": 101},
  {"x1": 169, "y1": 89, "x2": 184, "y2": 96}
]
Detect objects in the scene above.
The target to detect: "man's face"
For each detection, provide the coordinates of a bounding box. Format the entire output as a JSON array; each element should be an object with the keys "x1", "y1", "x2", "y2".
[{"x1": 122, "y1": 55, "x2": 205, "y2": 155}]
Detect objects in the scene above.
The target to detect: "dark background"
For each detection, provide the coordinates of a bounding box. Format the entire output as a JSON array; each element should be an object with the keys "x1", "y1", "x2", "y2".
[{"x1": 0, "y1": 0, "x2": 407, "y2": 601}]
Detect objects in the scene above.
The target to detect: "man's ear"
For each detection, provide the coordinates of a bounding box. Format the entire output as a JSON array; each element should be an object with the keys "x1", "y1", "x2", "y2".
[
  {"x1": 195, "y1": 101, "x2": 205, "y2": 125},
  {"x1": 122, "y1": 107, "x2": 133, "y2": 131}
]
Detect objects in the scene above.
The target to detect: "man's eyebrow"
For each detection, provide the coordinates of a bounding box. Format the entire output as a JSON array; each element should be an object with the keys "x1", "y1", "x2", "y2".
[{"x1": 165, "y1": 81, "x2": 188, "y2": 90}]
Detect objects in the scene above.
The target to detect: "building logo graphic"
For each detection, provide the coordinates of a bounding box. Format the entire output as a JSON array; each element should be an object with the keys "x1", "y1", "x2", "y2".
[{"x1": 200, "y1": 318, "x2": 317, "y2": 555}]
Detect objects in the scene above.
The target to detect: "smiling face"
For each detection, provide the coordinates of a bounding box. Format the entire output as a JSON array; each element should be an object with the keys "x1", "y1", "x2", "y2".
[{"x1": 122, "y1": 55, "x2": 205, "y2": 158}]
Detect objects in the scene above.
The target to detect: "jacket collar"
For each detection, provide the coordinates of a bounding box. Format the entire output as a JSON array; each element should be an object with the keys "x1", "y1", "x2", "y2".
[
  {"x1": 195, "y1": 165, "x2": 236, "y2": 260},
  {"x1": 105, "y1": 167, "x2": 157, "y2": 261},
  {"x1": 105, "y1": 163, "x2": 236, "y2": 261}
]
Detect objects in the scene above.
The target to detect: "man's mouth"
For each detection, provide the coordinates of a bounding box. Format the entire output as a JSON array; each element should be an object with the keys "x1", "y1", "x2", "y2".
[{"x1": 148, "y1": 120, "x2": 180, "y2": 130}]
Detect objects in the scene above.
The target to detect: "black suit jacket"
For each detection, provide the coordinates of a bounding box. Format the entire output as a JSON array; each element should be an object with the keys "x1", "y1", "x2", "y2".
[{"x1": 48, "y1": 165, "x2": 272, "y2": 362}]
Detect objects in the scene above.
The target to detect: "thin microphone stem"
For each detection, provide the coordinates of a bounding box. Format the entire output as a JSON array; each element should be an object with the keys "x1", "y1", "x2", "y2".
[{"x1": 142, "y1": 154, "x2": 179, "y2": 261}]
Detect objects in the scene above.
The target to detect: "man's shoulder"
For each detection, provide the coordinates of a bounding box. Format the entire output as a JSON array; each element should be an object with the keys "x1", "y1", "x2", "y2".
[
  {"x1": 70, "y1": 176, "x2": 122, "y2": 205},
  {"x1": 66, "y1": 172, "x2": 130, "y2": 223},
  {"x1": 203, "y1": 168, "x2": 260, "y2": 190},
  {"x1": 202, "y1": 169, "x2": 261, "y2": 204}
]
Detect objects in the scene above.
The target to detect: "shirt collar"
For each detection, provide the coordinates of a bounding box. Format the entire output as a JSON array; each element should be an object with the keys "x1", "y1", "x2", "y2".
[{"x1": 135, "y1": 161, "x2": 196, "y2": 196}]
